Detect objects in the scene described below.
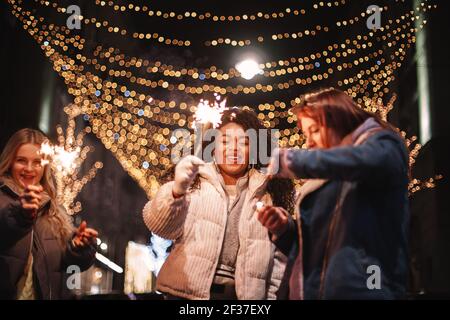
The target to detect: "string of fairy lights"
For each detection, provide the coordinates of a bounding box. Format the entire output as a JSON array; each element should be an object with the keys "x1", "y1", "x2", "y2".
[
  {"x1": 81, "y1": 10, "x2": 423, "y2": 115},
  {"x1": 27, "y1": 15, "x2": 406, "y2": 137},
  {"x1": 92, "y1": 11, "x2": 419, "y2": 82},
  {"x1": 6, "y1": 0, "x2": 441, "y2": 196},
  {"x1": 66, "y1": 36, "x2": 412, "y2": 131},
  {"x1": 38, "y1": 16, "x2": 414, "y2": 117},
  {"x1": 94, "y1": 0, "x2": 348, "y2": 23},
  {"x1": 7, "y1": 0, "x2": 426, "y2": 174},
  {"x1": 7, "y1": 3, "x2": 414, "y2": 126},
  {"x1": 10, "y1": 6, "x2": 399, "y2": 114},
  {"x1": 32, "y1": 0, "x2": 428, "y2": 49},
  {"x1": 204, "y1": 5, "x2": 389, "y2": 47},
  {"x1": 24, "y1": 0, "x2": 430, "y2": 88}
]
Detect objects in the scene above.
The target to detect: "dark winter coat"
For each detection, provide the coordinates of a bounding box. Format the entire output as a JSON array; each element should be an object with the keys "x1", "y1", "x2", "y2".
[
  {"x1": 0, "y1": 177, "x2": 96, "y2": 299},
  {"x1": 274, "y1": 118, "x2": 410, "y2": 299}
]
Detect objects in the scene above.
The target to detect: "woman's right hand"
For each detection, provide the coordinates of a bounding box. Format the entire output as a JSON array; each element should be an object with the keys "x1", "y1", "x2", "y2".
[
  {"x1": 257, "y1": 205, "x2": 290, "y2": 237},
  {"x1": 72, "y1": 221, "x2": 98, "y2": 249},
  {"x1": 19, "y1": 184, "x2": 43, "y2": 219},
  {"x1": 172, "y1": 155, "x2": 205, "y2": 197}
]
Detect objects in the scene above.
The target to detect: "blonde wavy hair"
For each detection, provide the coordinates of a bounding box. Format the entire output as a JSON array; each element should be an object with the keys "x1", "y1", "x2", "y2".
[{"x1": 0, "y1": 128, "x2": 74, "y2": 246}]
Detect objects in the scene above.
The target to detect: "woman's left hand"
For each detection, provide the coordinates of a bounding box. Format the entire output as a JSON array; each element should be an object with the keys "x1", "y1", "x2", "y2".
[
  {"x1": 257, "y1": 205, "x2": 290, "y2": 237},
  {"x1": 72, "y1": 220, "x2": 98, "y2": 249}
]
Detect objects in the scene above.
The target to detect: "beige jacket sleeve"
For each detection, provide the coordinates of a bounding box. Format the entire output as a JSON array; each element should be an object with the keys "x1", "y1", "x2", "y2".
[{"x1": 142, "y1": 181, "x2": 190, "y2": 240}]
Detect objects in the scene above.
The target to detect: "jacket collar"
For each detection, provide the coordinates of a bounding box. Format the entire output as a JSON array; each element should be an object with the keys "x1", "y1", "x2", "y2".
[
  {"x1": 198, "y1": 162, "x2": 269, "y2": 198},
  {"x1": 0, "y1": 175, "x2": 23, "y2": 197},
  {"x1": 340, "y1": 117, "x2": 383, "y2": 147}
]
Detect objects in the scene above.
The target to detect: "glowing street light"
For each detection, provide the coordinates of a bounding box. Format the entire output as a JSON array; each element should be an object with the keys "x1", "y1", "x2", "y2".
[{"x1": 235, "y1": 59, "x2": 262, "y2": 80}]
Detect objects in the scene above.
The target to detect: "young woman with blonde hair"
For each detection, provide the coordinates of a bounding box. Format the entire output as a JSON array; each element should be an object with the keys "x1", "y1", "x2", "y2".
[{"x1": 0, "y1": 128, "x2": 98, "y2": 299}]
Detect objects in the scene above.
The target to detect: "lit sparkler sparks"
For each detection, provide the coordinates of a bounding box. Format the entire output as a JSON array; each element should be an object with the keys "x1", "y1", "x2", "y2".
[
  {"x1": 256, "y1": 201, "x2": 265, "y2": 210},
  {"x1": 192, "y1": 96, "x2": 228, "y2": 158},
  {"x1": 39, "y1": 141, "x2": 54, "y2": 166},
  {"x1": 192, "y1": 97, "x2": 228, "y2": 129},
  {"x1": 53, "y1": 145, "x2": 80, "y2": 173},
  {"x1": 39, "y1": 140, "x2": 80, "y2": 174}
]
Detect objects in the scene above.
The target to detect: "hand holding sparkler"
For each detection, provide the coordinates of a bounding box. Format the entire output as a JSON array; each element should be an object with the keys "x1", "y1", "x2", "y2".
[
  {"x1": 256, "y1": 204, "x2": 290, "y2": 237},
  {"x1": 19, "y1": 184, "x2": 44, "y2": 220},
  {"x1": 172, "y1": 155, "x2": 205, "y2": 198}
]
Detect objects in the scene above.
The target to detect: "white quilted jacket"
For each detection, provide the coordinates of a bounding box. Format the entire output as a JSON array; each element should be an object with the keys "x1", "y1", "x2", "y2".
[{"x1": 142, "y1": 163, "x2": 287, "y2": 300}]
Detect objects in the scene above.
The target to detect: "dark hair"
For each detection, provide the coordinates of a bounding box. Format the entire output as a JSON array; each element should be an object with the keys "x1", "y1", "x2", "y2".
[
  {"x1": 294, "y1": 88, "x2": 398, "y2": 147},
  {"x1": 162, "y1": 107, "x2": 296, "y2": 214},
  {"x1": 210, "y1": 108, "x2": 266, "y2": 170}
]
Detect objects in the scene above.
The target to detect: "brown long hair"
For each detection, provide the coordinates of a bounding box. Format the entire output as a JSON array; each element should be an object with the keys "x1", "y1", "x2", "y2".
[
  {"x1": 0, "y1": 129, "x2": 74, "y2": 245},
  {"x1": 294, "y1": 88, "x2": 397, "y2": 148}
]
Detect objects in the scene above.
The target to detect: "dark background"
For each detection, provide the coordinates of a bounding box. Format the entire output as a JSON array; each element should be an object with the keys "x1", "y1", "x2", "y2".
[{"x1": 1, "y1": 0, "x2": 449, "y2": 296}]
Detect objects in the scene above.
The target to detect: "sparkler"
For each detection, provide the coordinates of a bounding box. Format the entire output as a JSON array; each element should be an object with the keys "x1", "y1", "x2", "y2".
[
  {"x1": 39, "y1": 141, "x2": 80, "y2": 175},
  {"x1": 39, "y1": 141, "x2": 54, "y2": 166},
  {"x1": 192, "y1": 96, "x2": 228, "y2": 158},
  {"x1": 256, "y1": 201, "x2": 265, "y2": 211}
]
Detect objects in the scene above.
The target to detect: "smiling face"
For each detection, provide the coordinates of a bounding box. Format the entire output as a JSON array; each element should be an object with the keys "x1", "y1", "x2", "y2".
[
  {"x1": 214, "y1": 122, "x2": 250, "y2": 182},
  {"x1": 11, "y1": 143, "x2": 44, "y2": 188}
]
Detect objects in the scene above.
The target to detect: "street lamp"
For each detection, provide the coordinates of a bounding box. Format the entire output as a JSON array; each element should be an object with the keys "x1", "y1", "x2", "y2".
[{"x1": 235, "y1": 59, "x2": 262, "y2": 80}]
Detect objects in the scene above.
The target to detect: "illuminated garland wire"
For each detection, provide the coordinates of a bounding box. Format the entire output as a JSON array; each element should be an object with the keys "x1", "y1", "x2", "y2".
[{"x1": 32, "y1": 0, "x2": 435, "y2": 50}]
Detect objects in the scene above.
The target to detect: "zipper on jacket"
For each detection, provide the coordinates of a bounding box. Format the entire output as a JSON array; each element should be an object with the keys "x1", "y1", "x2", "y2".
[{"x1": 34, "y1": 227, "x2": 53, "y2": 300}]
